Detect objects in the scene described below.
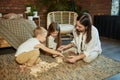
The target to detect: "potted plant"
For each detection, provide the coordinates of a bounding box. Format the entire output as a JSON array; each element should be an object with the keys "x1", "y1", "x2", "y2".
[
  {"x1": 32, "y1": 6, "x2": 39, "y2": 17},
  {"x1": 38, "y1": 0, "x2": 69, "y2": 13},
  {"x1": 27, "y1": 12, "x2": 34, "y2": 20},
  {"x1": 26, "y1": 3, "x2": 32, "y2": 13},
  {"x1": 37, "y1": 0, "x2": 88, "y2": 14}
]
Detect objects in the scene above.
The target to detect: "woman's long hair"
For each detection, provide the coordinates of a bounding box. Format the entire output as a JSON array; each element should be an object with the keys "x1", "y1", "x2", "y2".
[
  {"x1": 47, "y1": 22, "x2": 61, "y2": 49},
  {"x1": 76, "y1": 13, "x2": 92, "y2": 43}
]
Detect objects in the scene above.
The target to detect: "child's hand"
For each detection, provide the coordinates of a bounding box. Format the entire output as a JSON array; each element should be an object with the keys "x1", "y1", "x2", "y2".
[
  {"x1": 56, "y1": 52, "x2": 64, "y2": 57},
  {"x1": 52, "y1": 54, "x2": 58, "y2": 58},
  {"x1": 65, "y1": 56, "x2": 78, "y2": 63}
]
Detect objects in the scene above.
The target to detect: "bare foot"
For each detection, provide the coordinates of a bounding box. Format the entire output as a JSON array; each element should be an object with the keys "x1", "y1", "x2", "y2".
[{"x1": 19, "y1": 65, "x2": 27, "y2": 73}]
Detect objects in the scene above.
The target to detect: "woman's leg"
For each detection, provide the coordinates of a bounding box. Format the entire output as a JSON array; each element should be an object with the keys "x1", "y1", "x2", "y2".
[{"x1": 83, "y1": 52, "x2": 99, "y2": 63}]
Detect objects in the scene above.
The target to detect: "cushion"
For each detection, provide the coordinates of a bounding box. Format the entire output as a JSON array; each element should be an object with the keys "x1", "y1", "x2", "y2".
[{"x1": 59, "y1": 24, "x2": 74, "y2": 34}]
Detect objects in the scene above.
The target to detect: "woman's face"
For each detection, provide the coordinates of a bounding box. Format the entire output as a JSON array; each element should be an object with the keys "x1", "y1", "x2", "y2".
[
  {"x1": 75, "y1": 21, "x2": 86, "y2": 32},
  {"x1": 50, "y1": 31, "x2": 58, "y2": 37}
]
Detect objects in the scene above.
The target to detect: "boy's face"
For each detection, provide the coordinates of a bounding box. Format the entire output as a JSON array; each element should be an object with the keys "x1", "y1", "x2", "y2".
[{"x1": 39, "y1": 32, "x2": 47, "y2": 42}]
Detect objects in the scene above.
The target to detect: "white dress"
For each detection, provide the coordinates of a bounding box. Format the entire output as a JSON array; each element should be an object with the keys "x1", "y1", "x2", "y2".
[{"x1": 47, "y1": 35, "x2": 57, "y2": 50}]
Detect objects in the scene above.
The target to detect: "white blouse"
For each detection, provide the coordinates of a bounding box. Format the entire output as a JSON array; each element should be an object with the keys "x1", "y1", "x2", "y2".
[{"x1": 71, "y1": 25, "x2": 102, "y2": 57}]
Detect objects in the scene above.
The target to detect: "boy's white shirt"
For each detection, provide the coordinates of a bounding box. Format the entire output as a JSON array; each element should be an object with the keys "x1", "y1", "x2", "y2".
[
  {"x1": 48, "y1": 35, "x2": 57, "y2": 50},
  {"x1": 15, "y1": 38, "x2": 40, "y2": 56},
  {"x1": 71, "y1": 25, "x2": 102, "y2": 57}
]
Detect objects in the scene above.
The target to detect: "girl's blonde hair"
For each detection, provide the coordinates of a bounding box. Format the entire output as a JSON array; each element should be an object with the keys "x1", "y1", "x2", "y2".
[{"x1": 33, "y1": 26, "x2": 47, "y2": 37}]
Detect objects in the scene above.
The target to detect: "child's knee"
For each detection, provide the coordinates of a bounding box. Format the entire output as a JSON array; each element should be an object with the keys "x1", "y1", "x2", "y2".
[{"x1": 16, "y1": 57, "x2": 24, "y2": 64}]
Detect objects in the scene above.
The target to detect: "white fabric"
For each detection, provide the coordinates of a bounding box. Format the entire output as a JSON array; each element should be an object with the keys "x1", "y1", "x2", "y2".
[
  {"x1": 15, "y1": 38, "x2": 40, "y2": 56},
  {"x1": 83, "y1": 51, "x2": 99, "y2": 63},
  {"x1": 47, "y1": 35, "x2": 57, "y2": 50},
  {"x1": 59, "y1": 24, "x2": 74, "y2": 34},
  {"x1": 71, "y1": 25, "x2": 102, "y2": 59}
]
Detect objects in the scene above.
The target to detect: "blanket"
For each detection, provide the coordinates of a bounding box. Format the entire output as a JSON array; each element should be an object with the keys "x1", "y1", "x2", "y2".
[{"x1": 0, "y1": 18, "x2": 37, "y2": 49}]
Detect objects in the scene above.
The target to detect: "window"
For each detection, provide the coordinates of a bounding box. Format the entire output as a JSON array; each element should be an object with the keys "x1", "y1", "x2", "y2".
[{"x1": 111, "y1": 0, "x2": 119, "y2": 15}]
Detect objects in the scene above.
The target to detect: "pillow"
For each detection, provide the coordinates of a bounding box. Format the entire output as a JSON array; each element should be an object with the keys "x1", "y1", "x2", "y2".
[
  {"x1": 3, "y1": 13, "x2": 22, "y2": 19},
  {"x1": 59, "y1": 24, "x2": 74, "y2": 34}
]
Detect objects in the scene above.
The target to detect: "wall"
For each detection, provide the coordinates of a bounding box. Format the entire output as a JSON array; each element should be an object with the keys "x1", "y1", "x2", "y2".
[
  {"x1": 0, "y1": 0, "x2": 37, "y2": 14},
  {"x1": 0, "y1": 0, "x2": 112, "y2": 28},
  {"x1": 0, "y1": 0, "x2": 47, "y2": 28},
  {"x1": 76, "y1": 0, "x2": 112, "y2": 18}
]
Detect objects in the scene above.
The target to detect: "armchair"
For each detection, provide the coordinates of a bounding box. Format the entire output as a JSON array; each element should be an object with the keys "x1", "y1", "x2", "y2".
[{"x1": 47, "y1": 11, "x2": 78, "y2": 40}]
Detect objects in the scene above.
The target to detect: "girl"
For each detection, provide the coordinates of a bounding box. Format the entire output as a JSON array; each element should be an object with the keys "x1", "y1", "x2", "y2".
[{"x1": 47, "y1": 22, "x2": 62, "y2": 57}]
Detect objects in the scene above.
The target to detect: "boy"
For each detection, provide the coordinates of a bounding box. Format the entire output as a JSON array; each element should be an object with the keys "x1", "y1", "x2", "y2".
[{"x1": 15, "y1": 26, "x2": 64, "y2": 72}]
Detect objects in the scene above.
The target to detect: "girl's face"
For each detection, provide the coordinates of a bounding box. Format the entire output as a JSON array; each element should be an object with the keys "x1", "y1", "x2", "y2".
[
  {"x1": 75, "y1": 21, "x2": 86, "y2": 32},
  {"x1": 50, "y1": 31, "x2": 58, "y2": 37}
]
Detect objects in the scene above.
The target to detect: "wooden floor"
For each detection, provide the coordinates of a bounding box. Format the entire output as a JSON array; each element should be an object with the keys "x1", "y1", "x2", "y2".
[
  {"x1": 101, "y1": 37, "x2": 120, "y2": 61},
  {"x1": 100, "y1": 37, "x2": 120, "y2": 80}
]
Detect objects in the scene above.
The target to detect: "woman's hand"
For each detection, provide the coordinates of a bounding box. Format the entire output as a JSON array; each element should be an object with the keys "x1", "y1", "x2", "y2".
[
  {"x1": 66, "y1": 56, "x2": 79, "y2": 63},
  {"x1": 57, "y1": 43, "x2": 74, "y2": 52},
  {"x1": 57, "y1": 45, "x2": 67, "y2": 51},
  {"x1": 66, "y1": 53, "x2": 85, "y2": 63}
]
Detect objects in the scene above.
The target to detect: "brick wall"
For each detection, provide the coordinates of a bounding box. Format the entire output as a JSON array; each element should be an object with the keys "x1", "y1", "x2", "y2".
[
  {"x1": 0, "y1": 0, "x2": 47, "y2": 28},
  {"x1": 76, "y1": 0, "x2": 112, "y2": 18},
  {"x1": 0, "y1": 0, "x2": 112, "y2": 28},
  {"x1": 0, "y1": 0, "x2": 37, "y2": 14}
]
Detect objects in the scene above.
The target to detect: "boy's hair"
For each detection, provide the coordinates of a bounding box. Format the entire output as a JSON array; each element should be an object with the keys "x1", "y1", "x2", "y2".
[{"x1": 33, "y1": 26, "x2": 47, "y2": 37}]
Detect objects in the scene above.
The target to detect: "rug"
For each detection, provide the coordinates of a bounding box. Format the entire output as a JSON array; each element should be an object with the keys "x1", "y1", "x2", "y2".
[{"x1": 0, "y1": 51, "x2": 120, "y2": 80}]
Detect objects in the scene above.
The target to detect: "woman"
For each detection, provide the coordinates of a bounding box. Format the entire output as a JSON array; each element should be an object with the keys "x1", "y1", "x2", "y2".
[{"x1": 58, "y1": 13, "x2": 102, "y2": 63}]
